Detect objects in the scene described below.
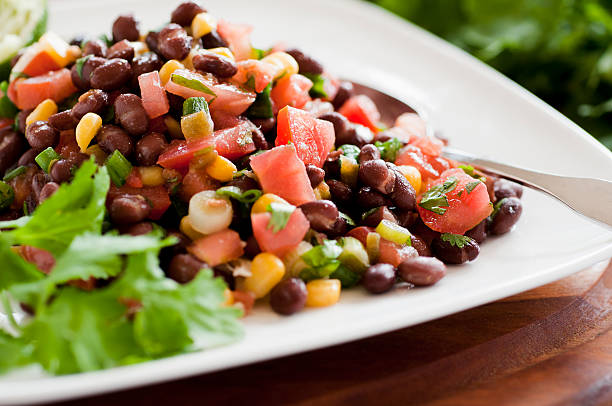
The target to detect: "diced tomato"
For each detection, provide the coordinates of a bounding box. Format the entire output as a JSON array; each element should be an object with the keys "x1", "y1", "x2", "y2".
[
  {"x1": 270, "y1": 74, "x2": 312, "y2": 111},
  {"x1": 18, "y1": 246, "x2": 55, "y2": 274},
  {"x1": 0, "y1": 118, "x2": 13, "y2": 131},
  {"x1": 188, "y1": 229, "x2": 245, "y2": 267},
  {"x1": 411, "y1": 136, "x2": 443, "y2": 157},
  {"x1": 12, "y1": 48, "x2": 61, "y2": 78},
  {"x1": 395, "y1": 145, "x2": 439, "y2": 181},
  {"x1": 108, "y1": 185, "x2": 171, "y2": 220},
  {"x1": 417, "y1": 168, "x2": 493, "y2": 235},
  {"x1": 378, "y1": 126, "x2": 413, "y2": 143},
  {"x1": 212, "y1": 120, "x2": 257, "y2": 159},
  {"x1": 232, "y1": 59, "x2": 280, "y2": 93},
  {"x1": 275, "y1": 106, "x2": 335, "y2": 167},
  {"x1": 395, "y1": 112, "x2": 427, "y2": 138},
  {"x1": 165, "y1": 69, "x2": 216, "y2": 100},
  {"x1": 217, "y1": 20, "x2": 254, "y2": 61},
  {"x1": 251, "y1": 208, "x2": 310, "y2": 257},
  {"x1": 338, "y1": 95, "x2": 381, "y2": 132},
  {"x1": 158, "y1": 139, "x2": 211, "y2": 171},
  {"x1": 10, "y1": 69, "x2": 77, "y2": 110},
  {"x1": 346, "y1": 226, "x2": 416, "y2": 267},
  {"x1": 125, "y1": 168, "x2": 143, "y2": 188},
  {"x1": 232, "y1": 290, "x2": 255, "y2": 316},
  {"x1": 346, "y1": 226, "x2": 374, "y2": 245},
  {"x1": 139, "y1": 71, "x2": 170, "y2": 119},
  {"x1": 426, "y1": 155, "x2": 452, "y2": 176},
  {"x1": 250, "y1": 144, "x2": 316, "y2": 206},
  {"x1": 209, "y1": 82, "x2": 256, "y2": 116}
]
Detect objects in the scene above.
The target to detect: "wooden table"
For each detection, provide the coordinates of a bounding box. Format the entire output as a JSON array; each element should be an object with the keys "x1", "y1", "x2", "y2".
[{"x1": 55, "y1": 260, "x2": 612, "y2": 406}]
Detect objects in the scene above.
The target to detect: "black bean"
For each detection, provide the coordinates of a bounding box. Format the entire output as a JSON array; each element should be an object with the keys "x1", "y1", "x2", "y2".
[
  {"x1": 167, "y1": 253, "x2": 206, "y2": 284},
  {"x1": 90, "y1": 58, "x2": 132, "y2": 91},
  {"x1": 319, "y1": 112, "x2": 349, "y2": 144},
  {"x1": 69, "y1": 34, "x2": 85, "y2": 47},
  {"x1": 31, "y1": 172, "x2": 51, "y2": 199},
  {"x1": 361, "y1": 206, "x2": 396, "y2": 228},
  {"x1": 332, "y1": 81, "x2": 354, "y2": 109},
  {"x1": 131, "y1": 52, "x2": 163, "y2": 85},
  {"x1": 398, "y1": 257, "x2": 446, "y2": 286},
  {"x1": 244, "y1": 235, "x2": 261, "y2": 259},
  {"x1": 306, "y1": 165, "x2": 325, "y2": 188},
  {"x1": 494, "y1": 178, "x2": 523, "y2": 201},
  {"x1": 465, "y1": 220, "x2": 487, "y2": 244},
  {"x1": 71, "y1": 89, "x2": 108, "y2": 120},
  {"x1": 201, "y1": 30, "x2": 227, "y2": 49},
  {"x1": 145, "y1": 31, "x2": 159, "y2": 53},
  {"x1": 323, "y1": 150, "x2": 341, "y2": 179},
  {"x1": 357, "y1": 186, "x2": 388, "y2": 209},
  {"x1": 25, "y1": 121, "x2": 59, "y2": 152},
  {"x1": 327, "y1": 216, "x2": 350, "y2": 238},
  {"x1": 16, "y1": 110, "x2": 32, "y2": 134},
  {"x1": 390, "y1": 169, "x2": 416, "y2": 211},
  {"x1": 342, "y1": 124, "x2": 374, "y2": 147},
  {"x1": 171, "y1": 1, "x2": 206, "y2": 26},
  {"x1": 251, "y1": 117, "x2": 276, "y2": 135},
  {"x1": 122, "y1": 221, "x2": 154, "y2": 236},
  {"x1": 327, "y1": 179, "x2": 352, "y2": 205},
  {"x1": 358, "y1": 144, "x2": 380, "y2": 163},
  {"x1": 299, "y1": 200, "x2": 339, "y2": 233},
  {"x1": 270, "y1": 278, "x2": 307, "y2": 315},
  {"x1": 112, "y1": 14, "x2": 140, "y2": 42},
  {"x1": 135, "y1": 133, "x2": 168, "y2": 165},
  {"x1": 285, "y1": 48, "x2": 324, "y2": 75},
  {"x1": 49, "y1": 159, "x2": 73, "y2": 183},
  {"x1": 362, "y1": 263, "x2": 396, "y2": 294},
  {"x1": 431, "y1": 236, "x2": 480, "y2": 264},
  {"x1": 82, "y1": 39, "x2": 107, "y2": 57},
  {"x1": 97, "y1": 125, "x2": 133, "y2": 157},
  {"x1": 0, "y1": 130, "x2": 26, "y2": 174},
  {"x1": 157, "y1": 24, "x2": 192, "y2": 61},
  {"x1": 249, "y1": 124, "x2": 269, "y2": 150},
  {"x1": 394, "y1": 209, "x2": 417, "y2": 229},
  {"x1": 110, "y1": 194, "x2": 151, "y2": 224},
  {"x1": 359, "y1": 159, "x2": 395, "y2": 194},
  {"x1": 226, "y1": 175, "x2": 259, "y2": 192},
  {"x1": 49, "y1": 110, "x2": 78, "y2": 130},
  {"x1": 114, "y1": 93, "x2": 149, "y2": 136},
  {"x1": 38, "y1": 182, "x2": 59, "y2": 203},
  {"x1": 17, "y1": 149, "x2": 37, "y2": 167},
  {"x1": 107, "y1": 40, "x2": 135, "y2": 61},
  {"x1": 490, "y1": 197, "x2": 522, "y2": 235},
  {"x1": 193, "y1": 53, "x2": 238, "y2": 78},
  {"x1": 72, "y1": 56, "x2": 107, "y2": 90},
  {"x1": 410, "y1": 234, "x2": 431, "y2": 257}
]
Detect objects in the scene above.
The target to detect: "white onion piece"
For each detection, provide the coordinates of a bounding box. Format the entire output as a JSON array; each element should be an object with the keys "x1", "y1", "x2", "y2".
[{"x1": 188, "y1": 190, "x2": 233, "y2": 235}]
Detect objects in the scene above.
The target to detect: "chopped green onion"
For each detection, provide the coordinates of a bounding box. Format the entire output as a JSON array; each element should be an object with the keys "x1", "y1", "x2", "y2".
[
  {"x1": 375, "y1": 219, "x2": 412, "y2": 246},
  {"x1": 339, "y1": 144, "x2": 360, "y2": 160},
  {"x1": 303, "y1": 73, "x2": 327, "y2": 99},
  {"x1": 216, "y1": 186, "x2": 262, "y2": 204},
  {"x1": 182, "y1": 97, "x2": 209, "y2": 116},
  {"x1": 330, "y1": 264, "x2": 361, "y2": 288},
  {"x1": 374, "y1": 137, "x2": 403, "y2": 162},
  {"x1": 246, "y1": 83, "x2": 274, "y2": 119},
  {"x1": 337, "y1": 237, "x2": 369, "y2": 273},
  {"x1": 338, "y1": 211, "x2": 355, "y2": 226},
  {"x1": 171, "y1": 73, "x2": 216, "y2": 96},
  {"x1": 266, "y1": 202, "x2": 295, "y2": 232},
  {"x1": 339, "y1": 155, "x2": 359, "y2": 187},
  {"x1": 3, "y1": 166, "x2": 27, "y2": 182},
  {"x1": 35, "y1": 147, "x2": 61, "y2": 173},
  {"x1": 0, "y1": 181, "x2": 15, "y2": 210},
  {"x1": 105, "y1": 150, "x2": 132, "y2": 187}
]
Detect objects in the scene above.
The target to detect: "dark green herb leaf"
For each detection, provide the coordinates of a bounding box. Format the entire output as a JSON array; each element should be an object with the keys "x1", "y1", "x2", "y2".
[
  {"x1": 418, "y1": 176, "x2": 458, "y2": 215},
  {"x1": 171, "y1": 73, "x2": 216, "y2": 96},
  {"x1": 75, "y1": 55, "x2": 92, "y2": 80},
  {"x1": 374, "y1": 138, "x2": 403, "y2": 161},
  {"x1": 0, "y1": 181, "x2": 14, "y2": 210},
  {"x1": 440, "y1": 233, "x2": 474, "y2": 248},
  {"x1": 182, "y1": 97, "x2": 209, "y2": 116},
  {"x1": 0, "y1": 81, "x2": 18, "y2": 118},
  {"x1": 216, "y1": 186, "x2": 262, "y2": 204},
  {"x1": 465, "y1": 180, "x2": 481, "y2": 194},
  {"x1": 303, "y1": 73, "x2": 327, "y2": 99},
  {"x1": 246, "y1": 83, "x2": 273, "y2": 119},
  {"x1": 330, "y1": 264, "x2": 361, "y2": 288}
]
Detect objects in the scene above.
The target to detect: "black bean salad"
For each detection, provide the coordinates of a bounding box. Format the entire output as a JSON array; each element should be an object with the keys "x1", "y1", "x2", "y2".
[{"x1": 0, "y1": 2, "x2": 523, "y2": 375}]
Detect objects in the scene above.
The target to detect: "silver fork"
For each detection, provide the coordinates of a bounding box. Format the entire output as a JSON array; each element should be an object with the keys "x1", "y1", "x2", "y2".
[{"x1": 350, "y1": 82, "x2": 612, "y2": 228}]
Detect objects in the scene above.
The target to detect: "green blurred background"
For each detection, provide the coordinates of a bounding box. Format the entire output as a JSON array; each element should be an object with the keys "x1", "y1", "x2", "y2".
[{"x1": 369, "y1": 0, "x2": 612, "y2": 150}]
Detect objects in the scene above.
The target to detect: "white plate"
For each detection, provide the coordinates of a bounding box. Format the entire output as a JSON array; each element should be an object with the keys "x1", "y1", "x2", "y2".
[{"x1": 2, "y1": 0, "x2": 612, "y2": 404}]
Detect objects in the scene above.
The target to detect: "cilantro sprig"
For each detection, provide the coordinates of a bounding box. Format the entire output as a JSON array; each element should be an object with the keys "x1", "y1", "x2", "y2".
[
  {"x1": 440, "y1": 233, "x2": 474, "y2": 248},
  {"x1": 374, "y1": 138, "x2": 403, "y2": 161},
  {"x1": 418, "y1": 176, "x2": 458, "y2": 215},
  {"x1": 265, "y1": 202, "x2": 295, "y2": 233}
]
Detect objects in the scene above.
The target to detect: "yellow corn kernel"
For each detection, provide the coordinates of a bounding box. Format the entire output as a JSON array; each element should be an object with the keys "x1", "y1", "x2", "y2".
[
  {"x1": 25, "y1": 99, "x2": 58, "y2": 127},
  {"x1": 223, "y1": 288, "x2": 234, "y2": 306},
  {"x1": 313, "y1": 181, "x2": 331, "y2": 200},
  {"x1": 85, "y1": 144, "x2": 107, "y2": 165},
  {"x1": 159, "y1": 59, "x2": 185, "y2": 85},
  {"x1": 261, "y1": 51, "x2": 299, "y2": 78},
  {"x1": 251, "y1": 193, "x2": 290, "y2": 215},
  {"x1": 181, "y1": 110, "x2": 214, "y2": 141},
  {"x1": 238, "y1": 253, "x2": 285, "y2": 299},
  {"x1": 129, "y1": 41, "x2": 147, "y2": 56},
  {"x1": 75, "y1": 112, "x2": 102, "y2": 152},
  {"x1": 205, "y1": 155, "x2": 236, "y2": 182},
  {"x1": 139, "y1": 166, "x2": 165, "y2": 186},
  {"x1": 164, "y1": 116, "x2": 183, "y2": 139},
  {"x1": 191, "y1": 12, "x2": 217, "y2": 39},
  {"x1": 39, "y1": 32, "x2": 78, "y2": 66},
  {"x1": 180, "y1": 216, "x2": 205, "y2": 240},
  {"x1": 305, "y1": 279, "x2": 341, "y2": 307},
  {"x1": 181, "y1": 48, "x2": 199, "y2": 70},
  {"x1": 396, "y1": 165, "x2": 422, "y2": 194},
  {"x1": 207, "y1": 47, "x2": 235, "y2": 61}
]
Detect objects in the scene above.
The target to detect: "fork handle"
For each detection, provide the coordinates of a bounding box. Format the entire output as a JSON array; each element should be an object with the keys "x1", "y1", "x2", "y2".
[{"x1": 443, "y1": 148, "x2": 612, "y2": 228}]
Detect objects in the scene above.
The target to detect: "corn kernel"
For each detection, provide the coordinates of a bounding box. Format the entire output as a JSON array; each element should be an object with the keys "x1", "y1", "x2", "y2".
[
  {"x1": 261, "y1": 51, "x2": 299, "y2": 78},
  {"x1": 164, "y1": 116, "x2": 183, "y2": 139},
  {"x1": 39, "y1": 32, "x2": 76, "y2": 66},
  {"x1": 251, "y1": 193, "x2": 290, "y2": 215},
  {"x1": 205, "y1": 155, "x2": 236, "y2": 182},
  {"x1": 75, "y1": 112, "x2": 102, "y2": 152},
  {"x1": 191, "y1": 12, "x2": 217, "y2": 39},
  {"x1": 207, "y1": 47, "x2": 235, "y2": 60},
  {"x1": 313, "y1": 181, "x2": 331, "y2": 200},
  {"x1": 181, "y1": 48, "x2": 199, "y2": 70},
  {"x1": 396, "y1": 165, "x2": 422, "y2": 194},
  {"x1": 181, "y1": 110, "x2": 214, "y2": 141},
  {"x1": 223, "y1": 288, "x2": 234, "y2": 306},
  {"x1": 26, "y1": 99, "x2": 58, "y2": 127},
  {"x1": 138, "y1": 166, "x2": 164, "y2": 186},
  {"x1": 180, "y1": 216, "x2": 205, "y2": 240},
  {"x1": 85, "y1": 144, "x2": 107, "y2": 165},
  {"x1": 159, "y1": 59, "x2": 185, "y2": 85},
  {"x1": 237, "y1": 253, "x2": 285, "y2": 299},
  {"x1": 305, "y1": 279, "x2": 341, "y2": 307}
]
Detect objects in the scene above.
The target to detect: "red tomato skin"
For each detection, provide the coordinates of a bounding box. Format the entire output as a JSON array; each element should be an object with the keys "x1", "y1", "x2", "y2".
[
  {"x1": 188, "y1": 229, "x2": 244, "y2": 267},
  {"x1": 249, "y1": 144, "x2": 316, "y2": 206},
  {"x1": 338, "y1": 95, "x2": 381, "y2": 132},
  {"x1": 395, "y1": 145, "x2": 439, "y2": 181},
  {"x1": 251, "y1": 209, "x2": 310, "y2": 257},
  {"x1": 417, "y1": 168, "x2": 493, "y2": 235},
  {"x1": 108, "y1": 185, "x2": 171, "y2": 220},
  {"x1": 12, "y1": 69, "x2": 77, "y2": 109},
  {"x1": 271, "y1": 74, "x2": 312, "y2": 111},
  {"x1": 139, "y1": 71, "x2": 170, "y2": 119},
  {"x1": 125, "y1": 169, "x2": 143, "y2": 188},
  {"x1": 19, "y1": 50, "x2": 61, "y2": 78}
]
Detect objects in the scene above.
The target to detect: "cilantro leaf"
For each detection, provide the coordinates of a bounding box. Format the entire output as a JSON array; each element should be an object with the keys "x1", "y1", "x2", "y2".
[
  {"x1": 465, "y1": 180, "x2": 482, "y2": 194},
  {"x1": 418, "y1": 176, "x2": 458, "y2": 215},
  {"x1": 75, "y1": 55, "x2": 92, "y2": 80},
  {"x1": 374, "y1": 138, "x2": 403, "y2": 161},
  {"x1": 171, "y1": 73, "x2": 216, "y2": 96},
  {"x1": 246, "y1": 83, "x2": 274, "y2": 119},
  {"x1": 216, "y1": 186, "x2": 262, "y2": 204},
  {"x1": 339, "y1": 144, "x2": 361, "y2": 160},
  {"x1": 266, "y1": 202, "x2": 295, "y2": 233},
  {"x1": 299, "y1": 240, "x2": 343, "y2": 281},
  {"x1": 440, "y1": 233, "x2": 474, "y2": 248}
]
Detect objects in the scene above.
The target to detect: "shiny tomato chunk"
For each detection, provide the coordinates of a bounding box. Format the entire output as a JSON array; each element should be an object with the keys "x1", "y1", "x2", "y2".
[
  {"x1": 10, "y1": 69, "x2": 77, "y2": 109},
  {"x1": 338, "y1": 95, "x2": 381, "y2": 132},
  {"x1": 251, "y1": 208, "x2": 310, "y2": 257},
  {"x1": 270, "y1": 74, "x2": 312, "y2": 111},
  {"x1": 138, "y1": 71, "x2": 169, "y2": 118},
  {"x1": 233, "y1": 60, "x2": 279, "y2": 93},
  {"x1": 188, "y1": 229, "x2": 245, "y2": 266}
]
